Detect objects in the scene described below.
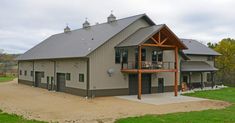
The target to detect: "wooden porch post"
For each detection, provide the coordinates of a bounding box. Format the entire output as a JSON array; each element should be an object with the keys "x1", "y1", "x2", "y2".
[
  {"x1": 138, "y1": 46, "x2": 142, "y2": 99},
  {"x1": 174, "y1": 47, "x2": 178, "y2": 96}
]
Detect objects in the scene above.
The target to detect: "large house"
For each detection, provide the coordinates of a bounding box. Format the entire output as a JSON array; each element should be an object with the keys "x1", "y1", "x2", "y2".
[{"x1": 17, "y1": 14, "x2": 220, "y2": 99}]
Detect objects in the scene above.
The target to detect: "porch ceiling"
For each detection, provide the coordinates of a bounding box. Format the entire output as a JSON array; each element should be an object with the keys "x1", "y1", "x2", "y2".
[{"x1": 181, "y1": 61, "x2": 218, "y2": 72}]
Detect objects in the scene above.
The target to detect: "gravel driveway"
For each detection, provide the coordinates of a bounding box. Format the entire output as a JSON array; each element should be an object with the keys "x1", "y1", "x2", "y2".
[{"x1": 0, "y1": 79, "x2": 230, "y2": 123}]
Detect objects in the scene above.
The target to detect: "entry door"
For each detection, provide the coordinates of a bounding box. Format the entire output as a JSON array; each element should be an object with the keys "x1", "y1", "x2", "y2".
[
  {"x1": 129, "y1": 74, "x2": 151, "y2": 95},
  {"x1": 35, "y1": 72, "x2": 41, "y2": 87},
  {"x1": 56, "y1": 73, "x2": 66, "y2": 92},
  {"x1": 158, "y1": 78, "x2": 164, "y2": 93}
]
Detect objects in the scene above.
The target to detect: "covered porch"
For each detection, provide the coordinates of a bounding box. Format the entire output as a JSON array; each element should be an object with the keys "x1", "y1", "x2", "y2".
[
  {"x1": 180, "y1": 61, "x2": 218, "y2": 91},
  {"x1": 115, "y1": 24, "x2": 187, "y2": 99}
]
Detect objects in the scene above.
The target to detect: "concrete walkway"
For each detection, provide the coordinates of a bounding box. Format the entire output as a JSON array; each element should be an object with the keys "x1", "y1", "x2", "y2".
[{"x1": 116, "y1": 92, "x2": 208, "y2": 105}]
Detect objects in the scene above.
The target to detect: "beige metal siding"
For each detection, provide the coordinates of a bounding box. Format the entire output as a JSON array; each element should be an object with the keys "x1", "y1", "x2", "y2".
[
  {"x1": 56, "y1": 59, "x2": 87, "y2": 89},
  {"x1": 34, "y1": 60, "x2": 54, "y2": 84},
  {"x1": 88, "y1": 19, "x2": 150, "y2": 90},
  {"x1": 18, "y1": 61, "x2": 33, "y2": 81},
  {"x1": 187, "y1": 55, "x2": 214, "y2": 66},
  {"x1": 151, "y1": 50, "x2": 178, "y2": 87},
  {"x1": 18, "y1": 58, "x2": 87, "y2": 90}
]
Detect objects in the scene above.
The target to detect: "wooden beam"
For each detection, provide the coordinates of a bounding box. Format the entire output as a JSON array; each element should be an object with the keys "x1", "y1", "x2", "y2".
[
  {"x1": 121, "y1": 69, "x2": 177, "y2": 73},
  {"x1": 160, "y1": 37, "x2": 168, "y2": 45},
  {"x1": 141, "y1": 43, "x2": 176, "y2": 48},
  {"x1": 174, "y1": 47, "x2": 178, "y2": 96},
  {"x1": 158, "y1": 32, "x2": 161, "y2": 43},
  {"x1": 138, "y1": 46, "x2": 142, "y2": 100},
  {"x1": 151, "y1": 37, "x2": 159, "y2": 44}
]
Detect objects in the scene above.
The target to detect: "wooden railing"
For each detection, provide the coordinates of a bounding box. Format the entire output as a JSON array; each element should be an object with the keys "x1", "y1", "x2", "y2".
[{"x1": 121, "y1": 61, "x2": 175, "y2": 70}]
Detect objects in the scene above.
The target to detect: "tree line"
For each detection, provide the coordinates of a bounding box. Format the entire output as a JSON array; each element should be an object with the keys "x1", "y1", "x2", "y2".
[{"x1": 207, "y1": 38, "x2": 235, "y2": 86}]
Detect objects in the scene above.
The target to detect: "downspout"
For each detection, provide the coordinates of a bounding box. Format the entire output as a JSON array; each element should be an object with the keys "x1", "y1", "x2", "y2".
[
  {"x1": 33, "y1": 61, "x2": 35, "y2": 86},
  {"x1": 53, "y1": 60, "x2": 56, "y2": 91},
  {"x1": 86, "y1": 58, "x2": 90, "y2": 98},
  {"x1": 17, "y1": 61, "x2": 19, "y2": 83}
]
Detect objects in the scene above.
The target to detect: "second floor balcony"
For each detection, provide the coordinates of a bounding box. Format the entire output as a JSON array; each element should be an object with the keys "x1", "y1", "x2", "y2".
[{"x1": 121, "y1": 61, "x2": 176, "y2": 73}]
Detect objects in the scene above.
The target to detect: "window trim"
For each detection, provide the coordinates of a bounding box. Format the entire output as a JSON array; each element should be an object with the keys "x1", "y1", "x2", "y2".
[
  {"x1": 79, "y1": 73, "x2": 85, "y2": 82},
  {"x1": 66, "y1": 73, "x2": 71, "y2": 81},
  {"x1": 122, "y1": 49, "x2": 128, "y2": 63},
  {"x1": 115, "y1": 49, "x2": 121, "y2": 64}
]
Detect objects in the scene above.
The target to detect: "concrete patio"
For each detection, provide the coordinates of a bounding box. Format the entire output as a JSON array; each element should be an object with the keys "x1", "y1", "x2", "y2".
[{"x1": 116, "y1": 92, "x2": 208, "y2": 105}]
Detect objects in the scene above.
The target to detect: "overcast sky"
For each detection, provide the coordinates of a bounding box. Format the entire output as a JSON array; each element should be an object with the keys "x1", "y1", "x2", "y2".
[{"x1": 0, "y1": 0, "x2": 234, "y2": 54}]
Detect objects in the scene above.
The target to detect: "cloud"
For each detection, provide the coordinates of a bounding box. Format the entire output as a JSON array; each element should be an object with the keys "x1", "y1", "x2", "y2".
[{"x1": 0, "y1": 0, "x2": 234, "y2": 53}]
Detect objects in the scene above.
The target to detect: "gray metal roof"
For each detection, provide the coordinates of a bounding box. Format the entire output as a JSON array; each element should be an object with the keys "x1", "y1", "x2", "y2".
[
  {"x1": 116, "y1": 24, "x2": 164, "y2": 47},
  {"x1": 18, "y1": 14, "x2": 154, "y2": 60},
  {"x1": 181, "y1": 39, "x2": 221, "y2": 56},
  {"x1": 181, "y1": 61, "x2": 218, "y2": 72}
]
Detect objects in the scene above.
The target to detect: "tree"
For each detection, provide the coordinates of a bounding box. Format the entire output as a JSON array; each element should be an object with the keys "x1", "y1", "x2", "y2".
[{"x1": 208, "y1": 38, "x2": 235, "y2": 85}]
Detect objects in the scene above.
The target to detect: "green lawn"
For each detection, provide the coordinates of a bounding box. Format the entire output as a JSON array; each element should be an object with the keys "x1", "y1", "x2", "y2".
[
  {"x1": 0, "y1": 110, "x2": 47, "y2": 123},
  {"x1": 0, "y1": 76, "x2": 15, "y2": 82},
  {"x1": 116, "y1": 87, "x2": 235, "y2": 123}
]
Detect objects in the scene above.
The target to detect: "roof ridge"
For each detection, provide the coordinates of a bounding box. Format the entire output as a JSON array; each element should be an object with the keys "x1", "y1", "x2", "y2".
[{"x1": 53, "y1": 14, "x2": 146, "y2": 36}]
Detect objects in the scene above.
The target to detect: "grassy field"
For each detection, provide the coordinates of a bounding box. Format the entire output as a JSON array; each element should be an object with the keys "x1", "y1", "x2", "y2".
[
  {"x1": 0, "y1": 76, "x2": 15, "y2": 82},
  {"x1": 0, "y1": 109, "x2": 47, "y2": 123},
  {"x1": 116, "y1": 87, "x2": 235, "y2": 123}
]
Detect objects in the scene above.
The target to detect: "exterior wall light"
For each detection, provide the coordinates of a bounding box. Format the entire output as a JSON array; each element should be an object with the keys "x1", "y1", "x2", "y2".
[{"x1": 107, "y1": 68, "x2": 115, "y2": 77}]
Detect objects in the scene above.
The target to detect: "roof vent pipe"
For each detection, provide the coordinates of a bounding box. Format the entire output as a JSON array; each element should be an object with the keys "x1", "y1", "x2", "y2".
[
  {"x1": 64, "y1": 25, "x2": 71, "y2": 33},
  {"x1": 83, "y1": 18, "x2": 90, "y2": 28},
  {"x1": 107, "y1": 10, "x2": 116, "y2": 23}
]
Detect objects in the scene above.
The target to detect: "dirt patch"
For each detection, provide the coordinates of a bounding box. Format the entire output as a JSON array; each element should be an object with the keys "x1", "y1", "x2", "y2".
[{"x1": 0, "y1": 79, "x2": 230, "y2": 123}]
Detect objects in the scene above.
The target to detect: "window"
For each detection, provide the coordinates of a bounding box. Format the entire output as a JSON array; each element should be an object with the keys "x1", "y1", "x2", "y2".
[
  {"x1": 115, "y1": 49, "x2": 121, "y2": 64},
  {"x1": 157, "y1": 51, "x2": 163, "y2": 62},
  {"x1": 24, "y1": 70, "x2": 27, "y2": 76},
  {"x1": 31, "y1": 71, "x2": 34, "y2": 77},
  {"x1": 47, "y1": 76, "x2": 50, "y2": 83},
  {"x1": 183, "y1": 76, "x2": 188, "y2": 83},
  {"x1": 66, "y1": 73, "x2": 71, "y2": 80},
  {"x1": 79, "y1": 74, "x2": 84, "y2": 82},
  {"x1": 19, "y1": 70, "x2": 22, "y2": 75},
  {"x1": 122, "y1": 49, "x2": 128, "y2": 63},
  {"x1": 141, "y1": 49, "x2": 146, "y2": 61},
  {"x1": 41, "y1": 72, "x2": 44, "y2": 78},
  {"x1": 207, "y1": 56, "x2": 214, "y2": 61},
  {"x1": 135, "y1": 48, "x2": 146, "y2": 62},
  {"x1": 152, "y1": 50, "x2": 158, "y2": 62}
]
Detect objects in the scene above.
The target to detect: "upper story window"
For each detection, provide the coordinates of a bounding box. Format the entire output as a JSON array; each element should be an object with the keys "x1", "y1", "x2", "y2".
[
  {"x1": 207, "y1": 56, "x2": 214, "y2": 61},
  {"x1": 152, "y1": 50, "x2": 158, "y2": 62},
  {"x1": 115, "y1": 49, "x2": 121, "y2": 64},
  {"x1": 152, "y1": 50, "x2": 163, "y2": 62},
  {"x1": 135, "y1": 48, "x2": 146, "y2": 62},
  {"x1": 115, "y1": 49, "x2": 128, "y2": 64},
  {"x1": 158, "y1": 51, "x2": 163, "y2": 62},
  {"x1": 122, "y1": 49, "x2": 128, "y2": 63}
]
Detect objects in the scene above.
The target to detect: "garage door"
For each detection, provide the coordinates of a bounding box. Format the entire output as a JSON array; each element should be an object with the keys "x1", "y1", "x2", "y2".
[
  {"x1": 56, "y1": 73, "x2": 66, "y2": 92},
  {"x1": 129, "y1": 74, "x2": 151, "y2": 95}
]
